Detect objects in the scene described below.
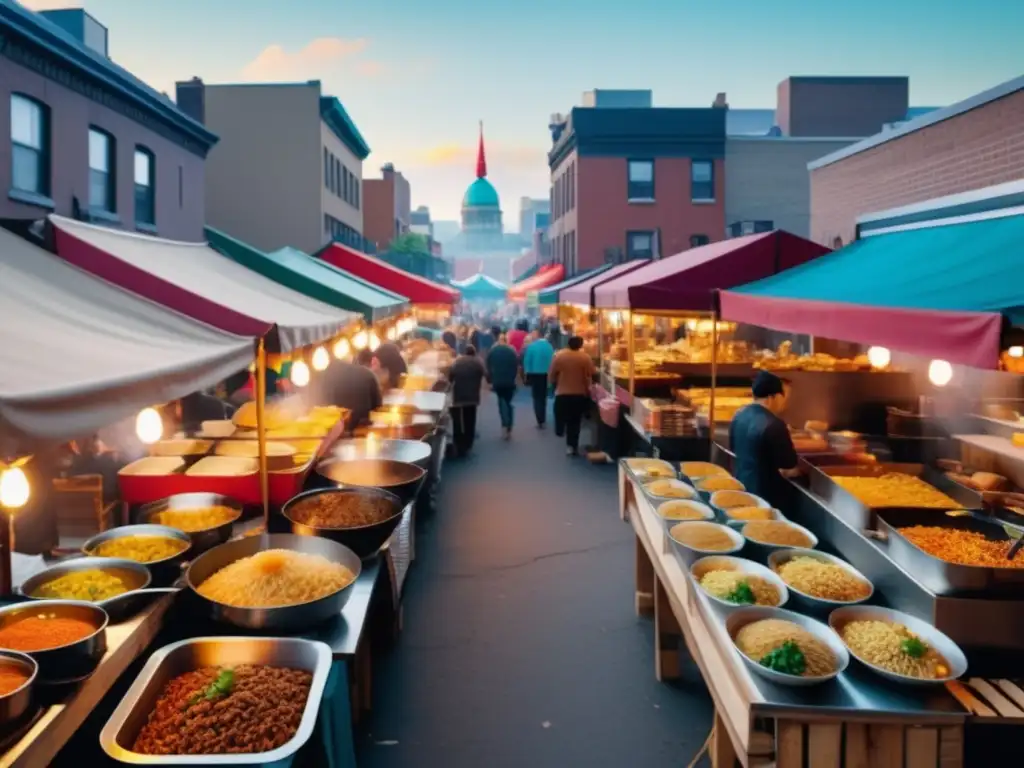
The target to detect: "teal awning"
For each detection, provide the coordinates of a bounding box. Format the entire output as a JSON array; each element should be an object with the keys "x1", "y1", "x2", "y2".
[
  {"x1": 205, "y1": 228, "x2": 408, "y2": 322},
  {"x1": 720, "y1": 213, "x2": 1023, "y2": 369},
  {"x1": 538, "y1": 264, "x2": 613, "y2": 305},
  {"x1": 452, "y1": 273, "x2": 507, "y2": 300}
]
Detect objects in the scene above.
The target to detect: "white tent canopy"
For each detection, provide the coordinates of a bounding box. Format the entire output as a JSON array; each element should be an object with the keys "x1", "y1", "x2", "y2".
[
  {"x1": 0, "y1": 226, "x2": 255, "y2": 444},
  {"x1": 50, "y1": 216, "x2": 355, "y2": 353}
]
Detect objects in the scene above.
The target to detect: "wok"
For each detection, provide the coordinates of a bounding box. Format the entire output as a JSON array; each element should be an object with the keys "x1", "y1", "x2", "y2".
[
  {"x1": 283, "y1": 486, "x2": 407, "y2": 559},
  {"x1": 330, "y1": 438, "x2": 432, "y2": 470},
  {"x1": 314, "y1": 457, "x2": 427, "y2": 506}
]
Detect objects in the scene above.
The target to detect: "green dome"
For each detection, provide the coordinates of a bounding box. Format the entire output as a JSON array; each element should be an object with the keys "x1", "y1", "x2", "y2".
[{"x1": 463, "y1": 178, "x2": 500, "y2": 208}]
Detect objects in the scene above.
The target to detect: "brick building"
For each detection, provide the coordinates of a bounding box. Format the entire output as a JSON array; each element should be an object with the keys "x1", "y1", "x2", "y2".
[
  {"x1": 809, "y1": 75, "x2": 1024, "y2": 247},
  {"x1": 1, "y1": 3, "x2": 217, "y2": 241},
  {"x1": 547, "y1": 96, "x2": 726, "y2": 275},
  {"x1": 362, "y1": 163, "x2": 411, "y2": 252}
]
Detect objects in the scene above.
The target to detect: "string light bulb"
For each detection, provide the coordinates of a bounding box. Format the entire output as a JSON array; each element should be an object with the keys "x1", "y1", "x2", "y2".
[
  {"x1": 867, "y1": 346, "x2": 891, "y2": 369},
  {"x1": 290, "y1": 360, "x2": 310, "y2": 387},
  {"x1": 928, "y1": 359, "x2": 953, "y2": 387},
  {"x1": 333, "y1": 338, "x2": 351, "y2": 359},
  {"x1": 135, "y1": 407, "x2": 163, "y2": 444},
  {"x1": 1009, "y1": 346, "x2": 1024, "y2": 359},
  {"x1": 0, "y1": 467, "x2": 30, "y2": 509},
  {"x1": 386, "y1": 326, "x2": 398, "y2": 341},
  {"x1": 369, "y1": 332, "x2": 381, "y2": 351},
  {"x1": 353, "y1": 330, "x2": 369, "y2": 350},
  {"x1": 312, "y1": 346, "x2": 330, "y2": 372}
]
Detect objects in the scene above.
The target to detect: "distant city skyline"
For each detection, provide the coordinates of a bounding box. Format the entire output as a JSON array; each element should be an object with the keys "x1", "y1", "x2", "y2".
[{"x1": 20, "y1": 0, "x2": 1024, "y2": 223}]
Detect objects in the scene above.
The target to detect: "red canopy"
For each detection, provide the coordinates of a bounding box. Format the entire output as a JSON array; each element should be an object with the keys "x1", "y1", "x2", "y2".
[
  {"x1": 509, "y1": 264, "x2": 565, "y2": 298},
  {"x1": 317, "y1": 243, "x2": 459, "y2": 305},
  {"x1": 594, "y1": 231, "x2": 830, "y2": 311},
  {"x1": 560, "y1": 260, "x2": 650, "y2": 307}
]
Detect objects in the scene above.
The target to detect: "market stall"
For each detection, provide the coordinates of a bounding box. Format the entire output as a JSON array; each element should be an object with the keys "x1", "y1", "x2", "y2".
[
  {"x1": 536, "y1": 264, "x2": 615, "y2": 338},
  {"x1": 451, "y1": 273, "x2": 508, "y2": 306},
  {"x1": 507, "y1": 263, "x2": 565, "y2": 303}
]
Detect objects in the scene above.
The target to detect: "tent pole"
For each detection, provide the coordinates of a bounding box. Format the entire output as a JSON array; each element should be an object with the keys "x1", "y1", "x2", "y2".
[
  {"x1": 710, "y1": 311, "x2": 718, "y2": 452},
  {"x1": 255, "y1": 339, "x2": 270, "y2": 530},
  {"x1": 627, "y1": 310, "x2": 636, "y2": 416}
]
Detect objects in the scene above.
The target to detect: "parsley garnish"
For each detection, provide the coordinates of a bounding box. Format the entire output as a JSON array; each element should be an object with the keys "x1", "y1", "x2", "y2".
[
  {"x1": 725, "y1": 581, "x2": 756, "y2": 605},
  {"x1": 900, "y1": 637, "x2": 928, "y2": 658},
  {"x1": 759, "y1": 641, "x2": 807, "y2": 675},
  {"x1": 183, "y1": 668, "x2": 235, "y2": 711}
]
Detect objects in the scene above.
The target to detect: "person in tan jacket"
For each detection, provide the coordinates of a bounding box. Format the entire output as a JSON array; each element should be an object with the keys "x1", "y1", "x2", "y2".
[{"x1": 548, "y1": 336, "x2": 596, "y2": 456}]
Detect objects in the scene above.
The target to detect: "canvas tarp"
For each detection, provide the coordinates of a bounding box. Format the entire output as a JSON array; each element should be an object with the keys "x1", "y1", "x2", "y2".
[
  {"x1": 204, "y1": 228, "x2": 408, "y2": 322},
  {"x1": 0, "y1": 226, "x2": 254, "y2": 444},
  {"x1": 559, "y1": 260, "x2": 650, "y2": 308},
  {"x1": 719, "y1": 214, "x2": 1023, "y2": 369},
  {"x1": 317, "y1": 243, "x2": 459, "y2": 305},
  {"x1": 509, "y1": 264, "x2": 566, "y2": 299},
  {"x1": 594, "y1": 230, "x2": 830, "y2": 311},
  {"x1": 50, "y1": 216, "x2": 354, "y2": 353},
  {"x1": 537, "y1": 264, "x2": 613, "y2": 305},
  {"x1": 452, "y1": 273, "x2": 507, "y2": 300}
]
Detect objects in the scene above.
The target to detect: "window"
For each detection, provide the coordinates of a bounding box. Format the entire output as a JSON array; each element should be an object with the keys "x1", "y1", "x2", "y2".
[
  {"x1": 690, "y1": 234, "x2": 710, "y2": 248},
  {"x1": 133, "y1": 147, "x2": 155, "y2": 226},
  {"x1": 328, "y1": 154, "x2": 335, "y2": 194},
  {"x1": 354, "y1": 180, "x2": 360, "y2": 210},
  {"x1": 88, "y1": 127, "x2": 115, "y2": 212},
  {"x1": 832, "y1": 236, "x2": 844, "y2": 249},
  {"x1": 10, "y1": 94, "x2": 49, "y2": 196},
  {"x1": 627, "y1": 159, "x2": 654, "y2": 200},
  {"x1": 691, "y1": 160, "x2": 714, "y2": 201},
  {"x1": 627, "y1": 230, "x2": 654, "y2": 259},
  {"x1": 178, "y1": 165, "x2": 183, "y2": 208},
  {"x1": 323, "y1": 148, "x2": 329, "y2": 189}
]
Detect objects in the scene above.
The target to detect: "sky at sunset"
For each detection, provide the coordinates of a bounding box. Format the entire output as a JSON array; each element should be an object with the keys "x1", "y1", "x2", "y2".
[{"x1": 19, "y1": 0, "x2": 1024, "y2": 225}]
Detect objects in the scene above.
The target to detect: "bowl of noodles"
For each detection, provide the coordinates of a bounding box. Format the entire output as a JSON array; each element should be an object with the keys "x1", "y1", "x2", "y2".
[
  {"x1": 668, "y1": 521, "x2": 745, "y2": 566},
  {"x1": 740, "y1": 520, "x2": 819, "y2": 563},
  {"x1": 625, "y1": 458, "x2": 676, "y2": 480},
  {"x1": 186, "y1": 534, "x2": 362, "y2": 630},
  {"x1": 829, "y1": 606, "x2": 966, "y2": 685},
  {"x1": 643, "y1": 478, "x2": 698, "y2": 501},
  {"x1": 727, "y1": 606, "x2": 848, "y2": 686},
  {"x1": 690, "y1": 556, "x2": 788, "y2": 610},
  {"x1": 768, "y1": 549, "x2": 873, "y2": 616}
]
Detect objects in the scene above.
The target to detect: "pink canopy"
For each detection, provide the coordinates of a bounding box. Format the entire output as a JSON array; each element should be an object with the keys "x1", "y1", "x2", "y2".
[
  {"x1": 560, "y1": 260, "x2": 650, "y2": 307},
  {"x1": 593, "y1": 231, "x2": 830, "y2": 311}
]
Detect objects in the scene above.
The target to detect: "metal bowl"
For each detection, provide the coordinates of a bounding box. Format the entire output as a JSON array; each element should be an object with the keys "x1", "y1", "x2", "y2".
[
  {"x1": 694, "y1": 477, "x2": 746, "y2": 501},
  {"x1": 330, "y1": 437, "x2": 432, "y2": 470},
  {"x1": 740, "y1": 521, "x2": 820, "y2": 564},
  {"x1": 0, "y1": 650, "x2": 36, "y2": 725},
  {"x1": 314, "y1": 458, "x2": 427, "y2": 507},
  {"x1": 726, "y1": 606, "x2": 849, "y2": 687},
  {"x1": 19, "y1": 557, "x2": 153, "y2": 622},
  {"x1": 185, "y1": 534, "x2": 362, "y2": 630},
  {"x1": 137, "y1": 493, "x2": 243, "y2": 556},
  {"x1": 283, "y1": 486, "x2": 406, "y2": 559},
  {"x1": 722, "y1": 506, "x2": 787, "y2": 526},
  {"x1": 624, "y1": 458, "x2": 676, "y2": 479},
  {"x1": 829, "y1": 606, "x2": 968, "y2": 686},
  {"x1": 667, "y1": 521, "x2": 745, "y2": 567},
  {"x1": 655, "y1": 500, "x2": 716, "y2": 532},
  {"x1": 690, "y1": 555, "x2": 790, "y2": 610},
  {"x1": 710, "y1": 490, "x2": 770, "y2": 517},
  {"x1": 0, "y1": 601, "x2": 108, "y2": 683},
  {"x1": 767, "y1": 549, "x2": 874, "y2": 616},
  {"x1": 642, "y1": 478, "x2": 700, "y2": 502},
  {"x1": 679, "y1": 462, "x2": 731, "y2": 483},
  {"x1": 82, "y1": 524, "x2": 192, "y2": 582},
  {"x1": 100, "y1": 636, "x2": 332, "y2": 764}
]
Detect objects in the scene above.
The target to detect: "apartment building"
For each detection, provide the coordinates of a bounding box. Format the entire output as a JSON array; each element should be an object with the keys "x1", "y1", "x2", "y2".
[
  {"x1": 547, "y1": 92, "x2": 726, "y2": 274},
  {"x1": 175, "y1": 78, "x2": 370, "y2": 254},
  {"x1": 362, "y1": 163, "x2": 411, "y2": 252},
  {"x1": 1, "y1": 3, "x2": 217, "y2": 240}
]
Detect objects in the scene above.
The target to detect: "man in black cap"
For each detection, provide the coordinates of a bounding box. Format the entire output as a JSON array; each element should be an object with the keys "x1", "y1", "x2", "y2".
[{"x1": 728, "y1": 371, "x2": 800, "y2": 505}]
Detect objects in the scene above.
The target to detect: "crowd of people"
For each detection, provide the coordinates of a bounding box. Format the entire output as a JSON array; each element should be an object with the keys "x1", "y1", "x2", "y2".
[{"x1": 445, "y1": 318, "x2": 596, "y2": 459}]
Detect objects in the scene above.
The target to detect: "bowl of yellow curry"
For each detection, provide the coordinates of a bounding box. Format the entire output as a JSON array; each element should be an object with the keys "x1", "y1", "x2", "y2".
[
  {"x1": 83, "y1": 524, "x2": 192, "y2": 581},
  {"x1": 19, "y1": 557, "x2": 153, "y2": 622},
  {"x1": 137, "y1": 493, "x2": 244, "y2": 556}
]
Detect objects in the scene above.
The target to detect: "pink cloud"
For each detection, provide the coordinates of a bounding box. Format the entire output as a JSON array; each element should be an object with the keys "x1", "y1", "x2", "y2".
[{"x1": 241, "y1": 37, "x2": 384, "y2": 81}]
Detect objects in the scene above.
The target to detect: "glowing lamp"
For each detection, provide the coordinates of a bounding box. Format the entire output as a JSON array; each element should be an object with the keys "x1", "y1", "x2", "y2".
[
  {"x1": 369, "y1": 332, "x2": 381, "y2": 352},
  {"x1": 928, "y1": 359, "x2": 953, "y2": 387},
  {"x1": 386, "y1": 326, "x2": 398, "y2": 341},
  {"x1": 333, "y1": 338, "x2": 351, "y2": 359},
  {"x1": 353, "y1": 331, "x2": 369, "y2": 350},
  {"x1": 0, "y1": 467, "x2": 29, "y2": 509},
  {"x1": 867, "y1": 346, "x2": 891, "y2": 369},
  {"x1": 1010, "y1": 346, "x2": 1024, "y2": 359},
  {"x1": 290, "y1": 360, "x2": 310, "y2": 387},
  {"x1": 135, "y1": 407, "x2": 163, "y2": 444},
  {"x1": 312, "y1": 346, "x2": 330, "y2": 372}
]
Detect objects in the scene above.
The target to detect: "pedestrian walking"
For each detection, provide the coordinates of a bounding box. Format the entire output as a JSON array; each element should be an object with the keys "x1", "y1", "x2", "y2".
[
  {"x1": 522, "y1": 330, "x2": 555, "y2": 428},
  {"x1": 548, "y1": 335, "x2": 596, "y2": 456},
  {"x1": 485, "y1": 330, "x2": 519, "y2": 439},
  {"x1": 448, "y1": 345, "x2": 486, "y2": 456}
]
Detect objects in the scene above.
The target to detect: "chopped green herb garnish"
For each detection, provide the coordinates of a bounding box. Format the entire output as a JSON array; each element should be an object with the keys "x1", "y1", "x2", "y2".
[
  {"x1": 900, "y1": 637, "x2": 928, "y2": 658},
  {"x1": 182, "y1": 668, "x2": 235, "y2": 711},
  {"x1": 759, "y1": 640, "x2": 807, "y2": 676},
  {"x1": 725, "y1": 581, "x2": 756, "y2": 605}
]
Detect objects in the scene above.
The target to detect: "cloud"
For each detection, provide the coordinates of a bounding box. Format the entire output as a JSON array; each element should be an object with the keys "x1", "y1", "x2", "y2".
[
  {"x1": 241, "y1": 37, "x2": 385, "y2": 82},
  {"x1": 18, "y1": 0, "x2": 74, "y2": 9},
  {"x1": 412, "y1": 143, "x2": 546, "y2": 169}
]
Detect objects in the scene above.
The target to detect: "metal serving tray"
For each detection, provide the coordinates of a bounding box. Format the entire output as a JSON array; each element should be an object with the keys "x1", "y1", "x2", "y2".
[
  {"x1": 100, "y1": 636, "x2": 332, "y2": 765},
  {"x1": 874, "y1": 508, "x2": 1024, "y2": 595},
  {"x1": 807, "y1": 462, "x2": 981, "y2": 530}
]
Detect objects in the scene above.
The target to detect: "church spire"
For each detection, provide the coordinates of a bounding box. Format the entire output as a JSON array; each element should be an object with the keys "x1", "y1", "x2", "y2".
[{"x1": 476, "y1": 120, "x2": 488, "y2": 179}]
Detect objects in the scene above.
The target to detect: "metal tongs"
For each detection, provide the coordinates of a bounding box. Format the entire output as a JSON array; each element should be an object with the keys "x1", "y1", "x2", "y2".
[{"x1": 947, "y1": 491, "x2": 1024, "y2": 561}]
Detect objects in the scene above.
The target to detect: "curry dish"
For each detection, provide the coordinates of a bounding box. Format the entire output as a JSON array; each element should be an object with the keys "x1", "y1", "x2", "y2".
[{"x1": 831, "y1": 473, "x2": 959, "y2": 509}]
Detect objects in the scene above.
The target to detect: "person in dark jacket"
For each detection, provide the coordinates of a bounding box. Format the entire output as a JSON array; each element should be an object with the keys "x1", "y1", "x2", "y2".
[
  {"x1": 372, "y1": 341, "x2": 407, "y2": 390},
  {"x1": 486, "y1": 334, "x2": 519, "y2": 439},
  {"x1": 449, "y1": 345, "x2": 486, "y2": 456},
  {"x1": 318, "y1": 348, "x2": 382, "y2": 429},
  {"x1": 441, "y1": 329, "x2": 458, "y2": 353}
]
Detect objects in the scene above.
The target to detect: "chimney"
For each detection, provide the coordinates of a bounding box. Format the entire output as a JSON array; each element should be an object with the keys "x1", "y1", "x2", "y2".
[
  {"x1": 712, "y1": 92, "x2": 729, "y2": 109},
  {"x1": 40, "y1": 9, "x2": 108, "y2": 57},
  {"x1": 175, "y1": 77, "x2": 206, "y2": 123},
  {"x1": 381, "y1": 163, "x2": 395, "y2": 176}
]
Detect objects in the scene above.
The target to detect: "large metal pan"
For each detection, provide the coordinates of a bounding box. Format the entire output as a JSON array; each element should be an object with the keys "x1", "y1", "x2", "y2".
[
  {"x1": 0, "y1": 600, "x2": 108, "y2": 684},
  {"x1": 185, "y1": 534, "x2": 361, "y2": 630},
  {"x1": 329, "y1": 437, "x2": 432, "y2": 470},
  {"x1": 313, "y1": 457, "x2": 426, "y2": 507},
  {"x1": 137, "y1": 493, "x2": 243, "y2": 556},
  {"x1": 282, "y1": 486, "x2": 407, "y2": 559}
]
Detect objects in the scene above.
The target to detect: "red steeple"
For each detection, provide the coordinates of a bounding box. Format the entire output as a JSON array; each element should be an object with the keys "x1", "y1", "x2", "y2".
[{"x1": 476, "y1": 120, "x2": 487, "y2": 179}]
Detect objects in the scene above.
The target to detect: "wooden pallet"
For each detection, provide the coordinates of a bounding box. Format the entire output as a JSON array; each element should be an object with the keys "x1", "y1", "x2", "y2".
[{"x1": 947, "y1": 678, "x2": 1024, "y2": 719}]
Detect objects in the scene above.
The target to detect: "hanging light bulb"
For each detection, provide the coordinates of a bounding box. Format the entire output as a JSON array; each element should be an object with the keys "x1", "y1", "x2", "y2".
[
  {"x1": 333, "y1": 338, "x2": 351, "y2": 360},
  {"x1": 135, "y1": 407, "x2": 163, "y2": 444},
  {"x1": 369, "y1": 332, "x2": 381, "y2": 351},
  {"x1": 867, "y1": 346, "x2": 891, "y2": 369},
  {"x1": 928, "y1": 359, "x2": 953, "y2": 387},
  {"x1": 0, "y1": 467, "x2": 29, "y2": 509},
  {"x1": 353, "y1": 330, "x2": 369, "y2": 350},
  {"x1": 312, "y1": 346, "x2": 330, "y2": 371},
  {"x1": 1009, "y1": 346, "x2": 1024, "y2": 359},
  {"x1": 386, "y1": 325, "x2": 398, "y2": 341},
  {"x1": 290, "y1": 360, "x2": 310, "y2": 387}
]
